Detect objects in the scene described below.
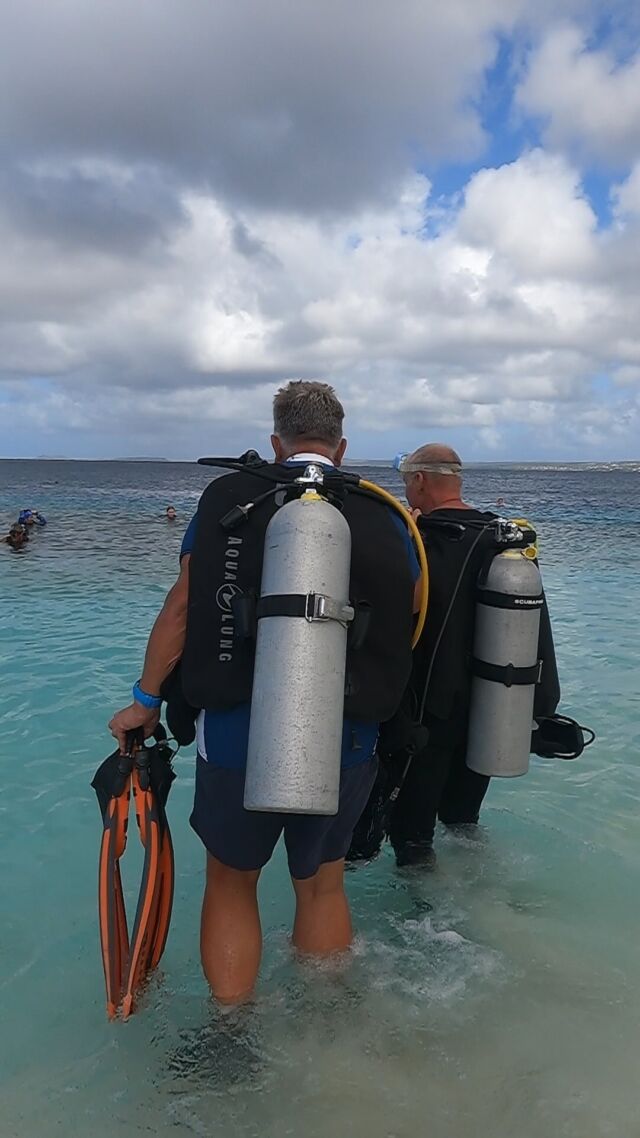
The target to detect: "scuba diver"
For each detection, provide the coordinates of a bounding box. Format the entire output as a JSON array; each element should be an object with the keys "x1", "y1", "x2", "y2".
[
  {"x1": 348, "y1": 443, "x2": 562, "y2": 870},
  {"x1": 5, "y1": 523, "x2": 29, "y2": 550},
  {"x1": 108, "y1": 381, "x2": 422, "y2": 1006}
]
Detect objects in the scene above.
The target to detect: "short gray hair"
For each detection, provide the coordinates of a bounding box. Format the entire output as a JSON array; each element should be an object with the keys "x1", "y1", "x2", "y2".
[{"x1": 273, "y1": 380, "x2": 344, "y2": 446}]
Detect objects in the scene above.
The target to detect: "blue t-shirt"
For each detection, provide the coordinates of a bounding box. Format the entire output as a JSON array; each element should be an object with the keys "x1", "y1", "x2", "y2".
[
  {"x1": 179, "y1": 463, "x2": 420, "y2": 768},
  {"x1": 197, "y1": 702, "x2": 379, "y2": 770},
  {"x1": 181, "y1": 512, "x2": 198, "y2": 558}
]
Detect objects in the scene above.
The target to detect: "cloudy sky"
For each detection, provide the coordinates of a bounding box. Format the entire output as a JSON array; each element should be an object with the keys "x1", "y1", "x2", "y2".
[{"x1": 2, "y1": 0, "x2": 640, "y2": 460}]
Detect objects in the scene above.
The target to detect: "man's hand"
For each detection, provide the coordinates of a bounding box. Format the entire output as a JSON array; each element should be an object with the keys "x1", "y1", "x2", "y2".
[{"x1": 108, "y1": 703, "x2": 160, "y2": 753}]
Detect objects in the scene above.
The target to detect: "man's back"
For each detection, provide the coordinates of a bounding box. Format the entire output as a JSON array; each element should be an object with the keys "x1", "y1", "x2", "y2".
[
  {"x1": 182, "y1": 465, "x2": 416, "y2": 722},
  {"x1": 412, "y1": 507, "x2": 498, "y2": 733}
]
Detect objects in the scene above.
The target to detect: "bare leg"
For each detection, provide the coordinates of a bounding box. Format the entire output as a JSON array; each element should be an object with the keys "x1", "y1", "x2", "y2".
[
  {"x1": 200, "y1": 855, "x2": 262, "y2": 1003},
  {"x1": 291, "y1": 859, "x2": 352, "y2": 955}
]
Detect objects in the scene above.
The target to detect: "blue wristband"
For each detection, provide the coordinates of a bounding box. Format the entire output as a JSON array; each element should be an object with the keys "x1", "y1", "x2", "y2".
[{"x1": 132, "y1": 680, "x2": 162, "y2": 709}]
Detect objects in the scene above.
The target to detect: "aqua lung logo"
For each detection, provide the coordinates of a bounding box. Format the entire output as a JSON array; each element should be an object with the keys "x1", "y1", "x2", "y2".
[
  {"x1": 216, "y1": 583, "x2": 242, "y2": 612},
  {"x1": 218, "y1": 535, "x2": 243, "y2": 661}
]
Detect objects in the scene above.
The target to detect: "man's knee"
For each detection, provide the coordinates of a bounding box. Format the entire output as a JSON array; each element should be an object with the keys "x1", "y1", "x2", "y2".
[
  {"x1": 292, "y1": 858, "x2": 345, "y2": 898},
  {"x1": 204, "y1": 854, "x2": 261, "y2": 893}
]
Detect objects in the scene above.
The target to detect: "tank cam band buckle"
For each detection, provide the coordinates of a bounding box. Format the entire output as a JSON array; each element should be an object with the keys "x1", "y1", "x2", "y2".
[
  {"x1": 305, "y1": 593, "x2": 355, "y2": 624},
  {"x1": 256, "y1": 592, "x2": 354, "y2": 626}
]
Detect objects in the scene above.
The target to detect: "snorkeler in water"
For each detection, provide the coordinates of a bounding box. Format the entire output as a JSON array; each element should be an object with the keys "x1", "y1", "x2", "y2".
[
  {"x1": 18, "y1": 509, "x2": 47, "y2": 527},
  {"x1": 5, "y1": 523, "x2": 29, "y2": 550}
]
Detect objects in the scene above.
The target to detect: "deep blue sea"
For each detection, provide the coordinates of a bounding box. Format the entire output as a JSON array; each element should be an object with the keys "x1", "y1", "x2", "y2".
[{"x1": 1, "y1": 458, "x2": 639, "y2": 1138}]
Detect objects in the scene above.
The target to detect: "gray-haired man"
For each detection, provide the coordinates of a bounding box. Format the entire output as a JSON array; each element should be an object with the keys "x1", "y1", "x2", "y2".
[
  {"x1": 350, "y1": 442, "x2": 560, "y2": 869},
  {"x1": 109, "y1": 381, "x2": 420, "y2": 1003}
]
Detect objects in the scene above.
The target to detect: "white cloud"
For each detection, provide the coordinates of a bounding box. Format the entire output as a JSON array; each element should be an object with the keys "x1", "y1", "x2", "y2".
[
  {"x1": 457, "y1": 151, "x2": 596, "y2": 276},
  {"x1": 2, "y1": 148, "x2": 640, "y2": 458},
  {"x1": 3, "y1": 3, "x2": 640, "y2": 459},
  {"x1": 0, "y1": 0, "x2": 529, "y2": 215},
  {"x1": 517, "y1": 25, "x2": 640, "y2": 165}
]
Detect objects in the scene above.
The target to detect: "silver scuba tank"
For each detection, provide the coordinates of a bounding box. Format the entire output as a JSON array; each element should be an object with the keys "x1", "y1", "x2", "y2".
[
  {"x1": 244, "y1": 478, "x2": 354, "y2": 815},
  {"x1": 465, "y1": 549, "x2": 544, "y2": 778}
]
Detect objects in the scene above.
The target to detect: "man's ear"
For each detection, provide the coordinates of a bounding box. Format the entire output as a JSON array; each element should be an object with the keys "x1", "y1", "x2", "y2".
[
  {"x1": 271, "y1": 434, "x2": 284, "y2": 462},
  {"x1": 335, "y1": 438, "x2": 347, "y2": 466}
]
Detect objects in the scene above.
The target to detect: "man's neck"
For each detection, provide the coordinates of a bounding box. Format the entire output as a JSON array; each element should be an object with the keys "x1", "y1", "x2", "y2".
[
  {"x1": 284, "y1": 450, "x2": 336, "y2": 466},
  {"x1": 427, "y1": 497, "x2": 471, "y2": 512}
]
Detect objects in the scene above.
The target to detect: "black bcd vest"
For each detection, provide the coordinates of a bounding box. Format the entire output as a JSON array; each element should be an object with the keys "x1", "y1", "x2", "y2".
[
  {"x1": 411, "y1": 508, "x2": 560, "y2": 729},
  {"x1": 181, "y1": 467, "x2": 415, "y2": 722}
]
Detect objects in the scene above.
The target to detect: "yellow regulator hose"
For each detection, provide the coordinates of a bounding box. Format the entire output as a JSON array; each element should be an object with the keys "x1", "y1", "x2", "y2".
[{"x1": 359, "y1": 480, "x2": 429, "y2": 648}]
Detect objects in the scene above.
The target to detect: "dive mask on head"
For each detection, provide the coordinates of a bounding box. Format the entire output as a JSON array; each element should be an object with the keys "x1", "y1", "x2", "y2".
[{"x1": 393, "y1": 453, "x2": 462, "y2": 476}]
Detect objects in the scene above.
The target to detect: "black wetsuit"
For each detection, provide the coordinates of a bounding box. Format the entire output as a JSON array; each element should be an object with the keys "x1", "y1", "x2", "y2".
[{"x1": 351, "y1": 508, "x2": 560, "y2": 858}]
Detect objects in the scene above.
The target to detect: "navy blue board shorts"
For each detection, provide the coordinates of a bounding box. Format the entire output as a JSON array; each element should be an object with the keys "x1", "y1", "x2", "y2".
[{"x1": 190, "y1": 705, "x2": 379, "y2": 879}]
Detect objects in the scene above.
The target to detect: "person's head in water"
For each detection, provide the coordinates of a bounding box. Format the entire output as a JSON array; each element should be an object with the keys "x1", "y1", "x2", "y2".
[
  {"x1": 399, "y1": 443, "x2": 468, "y2": 515},
  {"x1": 6, "y1": 523, "x2": 28, "y2": 549},
  {"x1": 271, "y1": 380, "x2": 346, "y2": 465},
  {"x1": 166, "y1": 505, "x2": 177, "y2": 521},
  {"x1": 18, "y1": 509, "x2": 35, "y2": 526}
]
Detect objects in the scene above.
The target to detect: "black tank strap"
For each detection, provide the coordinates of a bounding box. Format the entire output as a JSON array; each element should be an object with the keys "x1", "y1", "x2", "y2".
[
  {"x1": 478, "y1": 589, "x2": 544, "y2": 610},
  {"x1": 472, "y1": 658, "x2": 542, "y2": 687},
  {"x1": 256, "y1": 593, "x2": 354, "y2": 623}
]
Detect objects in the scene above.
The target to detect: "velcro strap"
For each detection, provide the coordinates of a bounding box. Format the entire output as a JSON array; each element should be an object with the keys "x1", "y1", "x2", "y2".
[
  {"x1": 257, "y1": 593, "x2": 354, "y2": 623},
  {"x1": 472, "y1": 658, "x2": 542, "y2": 687},
  {"x1": 478, "y1": 589, "x2": 544, "y2": 610}
]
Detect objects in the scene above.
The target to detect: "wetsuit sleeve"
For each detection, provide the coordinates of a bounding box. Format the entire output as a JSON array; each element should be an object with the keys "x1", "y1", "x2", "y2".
[
  {"x1": 180, "y1": 513, "x2": 197, "y2": 559},
  {"x1": 389, "y1": 511, "x2": 421, "y2": 582},
  {"x1": 534, "y1": 595, "x2": 561, "y2": 717}
]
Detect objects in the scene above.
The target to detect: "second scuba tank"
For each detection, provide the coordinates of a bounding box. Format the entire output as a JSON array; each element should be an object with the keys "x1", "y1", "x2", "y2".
[
  {"x1": 466, "y1": 549, "x2": 544, "y2": 778},
  {"x1": 244, "y1": 484, "x2": 354, "y2": 815}
]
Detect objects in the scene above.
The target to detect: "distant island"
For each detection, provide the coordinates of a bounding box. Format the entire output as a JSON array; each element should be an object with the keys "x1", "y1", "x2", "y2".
[{"x1": 29, "y1": 455, "x2": 171, "y2": 462}]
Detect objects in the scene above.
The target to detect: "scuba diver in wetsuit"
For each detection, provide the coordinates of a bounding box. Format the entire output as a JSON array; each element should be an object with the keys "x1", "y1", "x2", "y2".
[{"x1": 349, "y1": 443, "x2": 560, "y2": 869}]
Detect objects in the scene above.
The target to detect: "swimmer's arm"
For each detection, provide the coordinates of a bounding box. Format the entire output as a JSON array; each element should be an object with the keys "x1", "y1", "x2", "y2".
[{"x1": 108, "y1": 555, "x2": 190, "y2": 749}]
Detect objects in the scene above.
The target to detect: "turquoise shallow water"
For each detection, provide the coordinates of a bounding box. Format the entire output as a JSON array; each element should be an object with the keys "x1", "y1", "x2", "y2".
[{"x1": 1, "y1": 458, "x2": 639, "y2": 1138}]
